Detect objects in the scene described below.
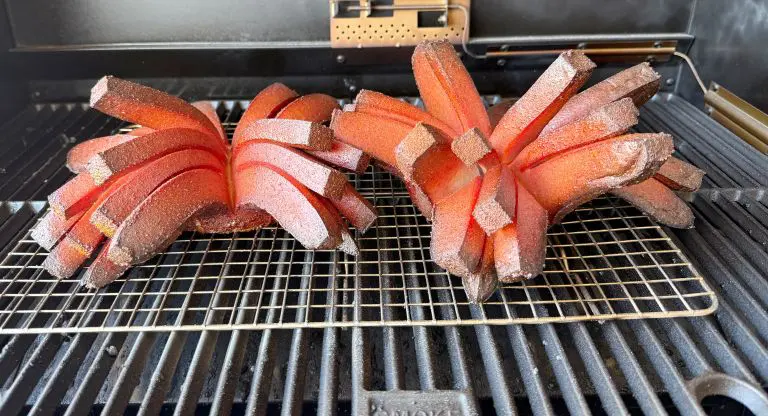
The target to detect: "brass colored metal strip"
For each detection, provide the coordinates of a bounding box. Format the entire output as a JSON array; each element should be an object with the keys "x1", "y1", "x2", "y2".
[
  {"x1": 708, "y1": 108, "x2": 768, "y2": 154},
  {"x1": 486, "y1": 46, "x2": 676, "y2": 58},
  {"x1": 705, "y1": 83, "x2": 768, "y2": 153}
]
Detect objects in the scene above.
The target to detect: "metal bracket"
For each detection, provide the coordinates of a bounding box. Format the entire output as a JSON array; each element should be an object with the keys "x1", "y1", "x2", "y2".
[
  {"x1": 329, "y1": 0, "x2": 469, "y2": 48},
  {"x1": 705, "y1": 83, "x2": 768, "y2": 154}
]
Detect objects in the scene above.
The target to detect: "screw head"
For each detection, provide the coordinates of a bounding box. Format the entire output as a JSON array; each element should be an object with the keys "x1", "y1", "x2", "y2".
[
  {"x1": 665, "y1": 78, "x2": 675, "y2": 86},
  {"x1": 496, "y1": 59, "x2": 507, "y2": 67},
  {"x1": 577, "y1": 42, "x2": 587, "y2": 49},
  {"x1": 336, "y1": 54, "x2": 346, "y2": 64},
  {"x1": 653, "y1": 41, "x2": 663, "y2": 48},
  {"x1": 500, "y1": 44, "x2": 510, "y2": 52}
]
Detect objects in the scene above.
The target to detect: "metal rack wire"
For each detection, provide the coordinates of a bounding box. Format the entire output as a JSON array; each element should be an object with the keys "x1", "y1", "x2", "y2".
[{"x1": 0, "y1": 102, "x2": 717, "y2": 334}]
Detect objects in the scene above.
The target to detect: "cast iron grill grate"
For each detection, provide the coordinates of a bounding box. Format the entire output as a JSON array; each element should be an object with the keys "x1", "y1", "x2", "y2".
[
  {"x1": 0, "y1": 94, "x2": 765, "y2": 415},
  {"x1": 0, "y1": 101, "x2": 716, "y2": 334}
]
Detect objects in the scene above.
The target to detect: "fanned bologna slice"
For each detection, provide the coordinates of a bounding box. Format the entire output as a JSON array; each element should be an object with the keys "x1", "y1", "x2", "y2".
[
  {"x1": 412, "y1": 40, "x2": 492, "y2": 137},
  {"x1": 331, "y1": 109, "x2": 413, "y2": 168},
  {"x1": 518, "y1": 133, "x2": 674, "y2": 223},
  {"x1": 63, "y1": 171, "x2": 136, "y2": 257},
  {"x1": 233, "y1": 83, "x2": 298, "y2": 144},
  {"x1": 90, "y1": 76, "x2": 222, "y2": 140},
  {"x1": 326, "y1": 182, "x2": 377, "y2": 233},
  {"x1": 395, "y1": 123, "x2": 455, "y2": 182},
  {"x1": 232, "y1": 119, "x2": 334, "y2": 150},
  {"x1": 48, "y1": 172, "x2": 106, "y2": 219},
  {"x1": 31, "y1": 211, "x2": 83, "y2": 251},
  {"x1": 463, "y1": 237, "x2": 498, "y2": 303},
  {"x1": 430, "y1": 176, "x2": 485, "y2": 277},
  {"x1": 86, "y1": 127, "x2": 226, "y2": 184},
  {"x1": 472, "y1": 165, "x2": 517, "y2": 235},
  {"x1": 91, "y1": 149, "x2": 225, "y2": 237},
  {"x1": 43, "y1": 173, "x2": 136, "y2": 279},
  {"x1": 315, "y1": 197, "x2": 359, "y2": 256},
  {"x1": 494, "y1": 181, "x2": 549, "y2": 282},
  {"x1": 82, "y1": 242, "x2": 131, "y2": 289},
  {"x1": 191, "y1": 101, "x2": 227, "y2": 144},
  {"x1": 276, "y1": 93, "x2": 339, "y2": 123},
  {"x1": 489, "y1": 50, "x2": 595, "y2": 163},
  {"x1": 406, "y1": 181, "x2": 435, "y2": 221},
  {"x1": 395, "y1": 122, "x2": 480, "y2": 204},
  {"x1": 512, "y1": 98, "x2": 639, "y2": 171},
  {"x1": 544, "y1": 62, "x2": 661, "y2": 133},
  {"x1": 66, "y1": 134, "x2": 136, "y2": 173},
  {"x1": 235, "y1": 164, "x2": 343, "y2": 250},
  {"x1": 353, "y1": 89, "x2": 457, "y2": 138},
  {"x1": 307, "y1": 140, "x2": 370, "y2": 173},
  {"x1": 612, "y1": 178, "x2": 695, "y2": 228},
  {"x1": 234, "y1": 141, "x2": 348, "y2": 199},
  {"x1": 42, "y1": 239, "x2": 89, "y2": 280},
  {"x1": 654, "y1": 157, "x2": 705, "y2": 192},
  {"x1": 108, "y1": 169, "x2": 229, "y2": 266}
]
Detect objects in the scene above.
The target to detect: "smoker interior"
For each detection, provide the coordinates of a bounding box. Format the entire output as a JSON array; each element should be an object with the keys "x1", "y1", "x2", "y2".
[
  {"x1": 0, "y1": 90, "x2": 765, "y2": 414},
  {"x1": 1, "y1": 1, "x2": 768, "y2": 415}
]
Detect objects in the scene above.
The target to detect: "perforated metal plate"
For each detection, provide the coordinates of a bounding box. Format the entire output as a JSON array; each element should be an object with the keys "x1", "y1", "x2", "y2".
[{"x1": 330, "y1": 0, "x2": 469, "y2": 48}]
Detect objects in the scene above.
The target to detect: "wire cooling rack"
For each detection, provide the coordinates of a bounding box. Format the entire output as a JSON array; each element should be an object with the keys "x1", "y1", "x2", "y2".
[
  {"x1": 0, "y1": 103, "x2": 717, "y2": 334},
  {"x1": 0, "y1": 171, "x2": 717, "y2": 334}
]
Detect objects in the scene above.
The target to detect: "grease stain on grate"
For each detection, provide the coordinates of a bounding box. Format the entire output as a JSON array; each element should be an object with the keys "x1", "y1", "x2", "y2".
[{"x1": 0, "y1": 164, "x2": 717, "y2": 334}]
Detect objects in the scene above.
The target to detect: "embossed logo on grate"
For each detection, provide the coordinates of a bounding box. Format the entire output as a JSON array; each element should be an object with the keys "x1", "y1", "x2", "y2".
[{"x1": 0, "y1": 165, "x2": 717, "y2": 334}]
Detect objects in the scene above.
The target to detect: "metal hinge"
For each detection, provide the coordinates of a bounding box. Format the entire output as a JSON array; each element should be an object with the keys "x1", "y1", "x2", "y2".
[{"x1": 329, "y1": 0, "x2": 470, "y2": 48}]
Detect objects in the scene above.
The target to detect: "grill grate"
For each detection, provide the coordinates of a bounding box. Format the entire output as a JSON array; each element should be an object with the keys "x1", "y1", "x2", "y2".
[
  {"x1": 0, "y1": 93, "x2": 765, "y2": 415},
  {"x1": 0, "y1": 107, "x2": 716, "y2": 334}
]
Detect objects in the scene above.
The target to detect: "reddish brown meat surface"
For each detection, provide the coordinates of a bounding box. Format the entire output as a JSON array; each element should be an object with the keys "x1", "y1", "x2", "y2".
[
  {"x1": 91, "y1": 149, "x2": 224, "y2": 236},
  {"x1": 612, "y1": 178, "x2": 695, "y2": 228},
  {"x1": 234, "y1": 141, "x2": 348, "y2": 199},
  {"x1": 354, "y1": 89, "x2": 457, "y2": 138},
  {"x1": 332, "y1": 40, "x2": 699, "y2": 302},
  {"x1": 431, "y1": 176, "x2": 485, "y2": 277},
  {"x1": 518, "y1": 133, "x2": 674, "y2": 223},
  {"x1": 91, "y1": 76, "x2": 222, "y2": 140},
  {"x1": 308, "y1": 140, "x2": 370, "y2": 173},
  {"x1": 494, "y1": 180, "x2": 549, "y2": 282},
  {"x1": 108, "y1": 168, "x2": 230, "y2": 265},
  {"x1": 36, "y1": 79, "x2": 376, "y2": 287},
  {"x1": 331, "y1": 109, "x2": 413, "y2": 168},
  {"x1": 232, "y1": 119, "x2": 334, "y2": 150},
  {"x1": 489, "y1": 50, "x2": 596, "y2": 163},
  {"x1": 86, "y1": 127, "x2": 226, "y2": 184},
  {"x1": 412, "y1": 41, "x2": 492, "y2": 137},
  {"x1": 233, "y1": 83, "x2": 298, "y2": 143},
  {"x1": 276, "y1": 93, "x2": 339, "y2": 124},
  {"x1": 236, "y1": 164, "x2": 344, "y2": 250},
  {"x1": 654, "y1": 157, "x2": 705, "y2": 192},
  {"x1": 544, "y1": 62, "x2": 661, "y2": 134},
  {"x1": 66, "y1": 134, "x2": 136, "y2": 173}
]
